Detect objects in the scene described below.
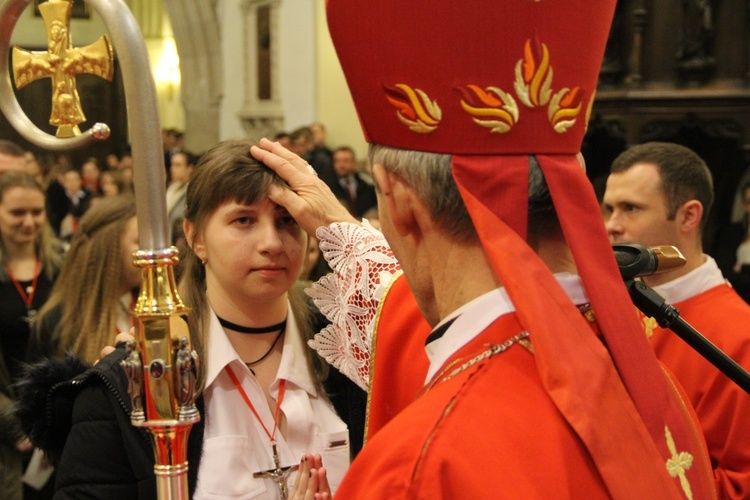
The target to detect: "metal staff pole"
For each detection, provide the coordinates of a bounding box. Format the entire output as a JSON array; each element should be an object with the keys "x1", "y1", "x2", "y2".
[{"x1": 0, "y1": 1, "x2": 199, "y2": 498}]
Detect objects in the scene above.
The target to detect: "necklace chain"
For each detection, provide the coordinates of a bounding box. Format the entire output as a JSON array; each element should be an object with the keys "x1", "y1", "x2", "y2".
[
  {"x1": 245, "y1": 328, "x2": 284, "y2": 368},
  {"x1": 425, "y1": 331, "x2": 530, "y2": 392},
  {"x1": 6, "y1": 258, "x2": 40, "y2": 309}
]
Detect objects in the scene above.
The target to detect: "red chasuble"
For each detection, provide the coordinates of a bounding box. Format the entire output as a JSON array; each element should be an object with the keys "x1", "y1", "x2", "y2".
[
  {"x1": 343, "y1": 312, "x2": 610, "y2": 498},
  {"x1": 645, "y1": 283, "x2": 750, "y2": 499},
  {"x1": 365, "y1": 272, "x2": 430, "y2": 440},
  {"x1": 359, "y1": 272, "x2": 716, "y2": 498}
]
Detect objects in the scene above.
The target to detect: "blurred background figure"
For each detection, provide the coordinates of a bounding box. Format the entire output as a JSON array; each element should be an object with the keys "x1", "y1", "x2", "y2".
[
  {"x1": 717, "y1": 180, "x2": 750, "y2": 304},
  {"x1": 0, "y1": 171, "x2": 64, "y2": 500},
  {"x1": 80, "y1": 158, "x2": 102, "y2": 196},
  {"x1": 57, "y1": 167, "x2": 93, "y2": 242},
  {"x1": 274, "y1": 131, "x2": 291, "y2": 149},
  {"x1": 309, "y1": 122, "x2": 333, "y2": 166},
  {"x1": 22, "y1": 151, "x2": 46, "y2": 187},
  {"x1": 31, "y1": 196, "x2": 140, "y2": 364},
  {"x1": 0, "y1": 140, "x2": 26, "y2": 174},
  {"x1": 166, "y1": 150, "x2": 196, "y2": 240},
  {"x1": 117, "y1": 152, "x2": 134, "y2": 186},
  {"x1": 99, "y1": 169, "x2": 130, "y2": 198},
  {"x1": 291, "y1": 126, "x2": 336, "y2": 187},
  {"x1": 104, "y1": 152, "x2": 120, "y2": 171},
  {"x1": 328, "y1": 146, "x2": 376, "y2": 218}
]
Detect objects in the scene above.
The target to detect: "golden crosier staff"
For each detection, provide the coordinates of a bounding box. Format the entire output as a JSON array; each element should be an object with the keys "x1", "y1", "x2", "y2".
[{"x1": 0, "y1": 1, "x2": 199, "y2": 499}]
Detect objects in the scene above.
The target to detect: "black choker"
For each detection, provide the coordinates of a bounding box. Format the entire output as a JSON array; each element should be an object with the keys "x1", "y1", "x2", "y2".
[{"x1": 217, "y1": 316, "x2": 287, "y2": 335}]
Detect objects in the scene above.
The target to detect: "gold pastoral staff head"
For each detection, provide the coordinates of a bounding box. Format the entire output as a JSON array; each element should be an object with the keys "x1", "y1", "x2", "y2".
[{"x1": 12, "y1": 0, "x2": 113, "y2": 137}]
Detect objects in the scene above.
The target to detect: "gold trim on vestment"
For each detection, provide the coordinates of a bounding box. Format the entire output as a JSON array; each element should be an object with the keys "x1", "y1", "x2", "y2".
[{"x1": 363, "y1": 269, "x2": 404, "y2": 444}]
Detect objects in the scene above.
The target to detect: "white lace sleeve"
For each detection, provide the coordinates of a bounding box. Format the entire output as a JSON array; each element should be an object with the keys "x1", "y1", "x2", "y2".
[{"x1": 306, "y1": 220, "x2": 401, "y2": 391}]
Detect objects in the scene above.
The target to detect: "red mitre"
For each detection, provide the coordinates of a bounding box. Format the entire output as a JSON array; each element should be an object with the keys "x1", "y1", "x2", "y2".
[{"x1": 328, "y1": 1, "x2": 716, "y2": 498}]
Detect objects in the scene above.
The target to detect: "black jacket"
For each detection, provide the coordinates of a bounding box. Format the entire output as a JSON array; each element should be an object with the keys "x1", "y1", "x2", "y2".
[
  {"x1": 14, "y1": 347, "x2": 204, "y2": 499},
  {"x1": 15, "y1": 346, "x2": 365, "y2": 499}
]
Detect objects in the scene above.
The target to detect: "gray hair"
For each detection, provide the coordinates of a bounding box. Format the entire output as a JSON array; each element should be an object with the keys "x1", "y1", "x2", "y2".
[{"x1": 368, "y1": 145, "x2": 559, "y2": 245}]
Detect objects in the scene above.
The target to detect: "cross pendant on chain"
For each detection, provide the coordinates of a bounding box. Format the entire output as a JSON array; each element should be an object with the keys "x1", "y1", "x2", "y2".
[
  {"x1": 23, "y1": 308, "x2": 38, "y2": 326},
  {"x1": 253, "y1": 441, "x2": 299, "y2": 500}
]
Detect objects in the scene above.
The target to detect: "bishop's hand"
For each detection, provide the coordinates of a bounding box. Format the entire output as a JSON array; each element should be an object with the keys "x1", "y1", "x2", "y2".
[{"x1": 251, "y1": 138, "x2": 358, "y2": 236}]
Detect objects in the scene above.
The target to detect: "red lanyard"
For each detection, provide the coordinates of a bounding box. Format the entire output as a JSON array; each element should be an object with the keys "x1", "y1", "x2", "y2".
[
  {"x1": 6, "y1": 259, "x2": 40, "y2": 309},
  {"x1": 226, "y1": 365, "x2": 286, "y2": 442}
]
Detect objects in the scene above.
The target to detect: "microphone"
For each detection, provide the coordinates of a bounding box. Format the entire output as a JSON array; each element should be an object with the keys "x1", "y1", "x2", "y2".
[{"x1": 612, "y1": 244, "x2": 686, "y2": 281}]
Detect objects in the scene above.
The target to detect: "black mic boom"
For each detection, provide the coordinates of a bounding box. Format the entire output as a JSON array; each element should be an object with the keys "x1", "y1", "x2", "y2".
[{"x1": 612, "y1": 244, "x2": 686, "y2": 281}]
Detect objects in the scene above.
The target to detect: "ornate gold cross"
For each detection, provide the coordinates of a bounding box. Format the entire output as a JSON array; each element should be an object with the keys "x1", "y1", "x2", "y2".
[{"x1": 12, "y1": 0, "x2": 113, "y2": 137}]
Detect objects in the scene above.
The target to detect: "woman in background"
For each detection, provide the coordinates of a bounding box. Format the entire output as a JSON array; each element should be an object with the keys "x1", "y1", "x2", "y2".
[
  {"x1": 31, "y1": 196, "x2": 141, "y2": 364},
  {"x1": 0, "y1": 171, "x2": 64, "y2": 500}
]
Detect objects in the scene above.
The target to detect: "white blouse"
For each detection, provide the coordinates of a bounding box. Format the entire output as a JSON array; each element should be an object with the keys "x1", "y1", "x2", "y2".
[{"x1": 193, "y1": 306, "x2": 350, "y2": 499}]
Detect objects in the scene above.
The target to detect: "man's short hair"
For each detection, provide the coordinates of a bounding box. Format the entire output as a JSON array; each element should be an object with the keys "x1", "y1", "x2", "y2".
[
  {"x1": 610, "y1": 142, "x2": 714, "y2": 230},
  {"x1": 0, "y1": 139, "x2": 25, "y2": 157},
  {"x1": 368, "y1": 145, "x2": 559, "y2": 245},
  {"x1": 290, "y1": 127, "x2": 313, "y2": 142},
  {"x1": 173, "y1": 150, "x2": 197, "y2": 167},
  {"x1": 333, "y1": 146, "x2": 355, "y2": 159}
]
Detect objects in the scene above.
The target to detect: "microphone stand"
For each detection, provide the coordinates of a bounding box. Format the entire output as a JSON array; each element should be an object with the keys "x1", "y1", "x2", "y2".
[{"x1": 625, "y1": 279, "x2": 750, "y2": 395}]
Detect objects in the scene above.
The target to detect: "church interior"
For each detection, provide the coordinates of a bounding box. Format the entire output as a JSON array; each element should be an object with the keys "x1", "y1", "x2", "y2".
[{"x1": 3, "y1": 0, "x2": 750, "y2": 250}]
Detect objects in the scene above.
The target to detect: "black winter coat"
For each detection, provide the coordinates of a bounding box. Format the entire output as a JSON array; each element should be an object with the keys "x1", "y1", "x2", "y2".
[
  {"x1": 14, "y1": 346, "x2": 204, "y2": 499},
  {"x1": 14, "y1": 345, "x2": 365, "y2": 499}
]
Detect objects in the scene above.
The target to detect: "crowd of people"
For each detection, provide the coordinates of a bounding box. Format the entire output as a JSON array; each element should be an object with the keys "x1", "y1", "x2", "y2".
[{"x1": 1, "y1": 1, "x2": 750, "y2": 498}]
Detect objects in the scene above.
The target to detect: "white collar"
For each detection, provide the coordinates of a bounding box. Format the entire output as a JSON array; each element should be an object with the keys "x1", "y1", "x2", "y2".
[
  {"x1": 651, "y1": 255, "x2": 726, "y2": 304},
  {"x1": 425, "y1": 273, "x2": 587, "y2": 382},
  {"x1": 205, "y1": 306, "x2": 318, "y2": 397}
]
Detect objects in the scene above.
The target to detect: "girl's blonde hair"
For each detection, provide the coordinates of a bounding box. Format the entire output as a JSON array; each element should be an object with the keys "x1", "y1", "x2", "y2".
[{"x1": 36, "y1": 196, "x2": 137, "y2": 363}]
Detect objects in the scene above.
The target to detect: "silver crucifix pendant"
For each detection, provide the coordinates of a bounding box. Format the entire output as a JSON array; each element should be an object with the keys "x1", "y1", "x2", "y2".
[{"x1": 253, "y1": 441, "x2": 299, "y2": 500}]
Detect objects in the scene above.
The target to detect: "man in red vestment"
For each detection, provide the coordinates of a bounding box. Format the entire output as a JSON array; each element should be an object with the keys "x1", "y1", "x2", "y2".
[
  {"x1": 257, "y1": 1, "x2": 718, "y2": 498},
  {"x1": 605, "y1": 141, "x2": 750, "y2": 498}
]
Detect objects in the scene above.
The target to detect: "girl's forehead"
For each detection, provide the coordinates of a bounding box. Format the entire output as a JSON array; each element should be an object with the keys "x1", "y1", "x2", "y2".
[{"x1": 213, "y1": 197, "x2": 283, "y2": 214}]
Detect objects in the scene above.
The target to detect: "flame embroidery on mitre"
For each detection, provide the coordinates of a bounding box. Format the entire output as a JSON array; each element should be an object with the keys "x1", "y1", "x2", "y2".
[
  {"x1": 514, "y1": 37, "x2": 553, "y2": 108},
  {"x1": 548, "y1": 86, "x2": 584, "y2": 133},
  {"x1": 459, "y1": 84, "x2": 519, "y2": 134},
  {"x1": 384, "y1": 84, "x2": 442, "y2": 133},
  {"x1": 584, "y1": 90, "x2": 596, "y2": 133}
]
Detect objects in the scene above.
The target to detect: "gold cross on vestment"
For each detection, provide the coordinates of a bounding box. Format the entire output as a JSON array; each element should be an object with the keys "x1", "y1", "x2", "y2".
[
  {"x1": 642, "y1": 314, "x2": 658, "y2": 339},
  {"x1": 12, "y1": 0, "x2": 113, "y2": 137},
  {"x1": 665, "y1": 425, "x2": 695, "y2": 500},
  {"x1": 253, "y1": 441, "x2": 299, "y2": 500}
]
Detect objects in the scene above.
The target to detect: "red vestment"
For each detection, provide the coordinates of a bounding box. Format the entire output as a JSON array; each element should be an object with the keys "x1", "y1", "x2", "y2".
[
  {"x1": 365, "y1": 272, "x2": 430, "y2": 439},
  {"x1": 355, "y1": 274, "x2": 716, "y2": 498},
  {"x1": 341, "y1": 312, "x2": 621, "y2": 498},
  {"x1": 646, "y1": 283, "x2": 750, "y2": 498}
]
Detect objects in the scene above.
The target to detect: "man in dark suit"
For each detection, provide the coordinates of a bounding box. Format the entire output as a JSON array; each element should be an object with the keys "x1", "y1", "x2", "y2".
[{"x1": 329, "y1": 146, "x2": 377, "y2": 218}]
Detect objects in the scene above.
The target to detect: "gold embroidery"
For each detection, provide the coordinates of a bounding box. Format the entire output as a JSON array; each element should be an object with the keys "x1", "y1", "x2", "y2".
[
  {"x1": 514, "y1": 38, "x2": 553, "y2": 108},
  {"x1": 665, "y1": 425, "x2": 694, "y2": 500},
  {"x1": 518, "y1": 338, "x2": 534, "y2": 353},
  {"x1": 384, "y1": 84, "x2": 441, "y2": 133},
  {"x1": 548, "y1": 87, "x2": 583, "y2": 133},
  {"x1": 363, "y1": 269, "x2": 404, "y2": 444},
  {"x1": 584, "y1": 90, "x2": 596, "y2": 133},
  {"x1": 459, "y1": 84, "x2": 518, "y2": 133},
  {"x1": 424, "y1": 331, "x2": 530, "y2": 392},
  {"x1": 643, "y1": 315, "x2": 658, "y2": 339}
]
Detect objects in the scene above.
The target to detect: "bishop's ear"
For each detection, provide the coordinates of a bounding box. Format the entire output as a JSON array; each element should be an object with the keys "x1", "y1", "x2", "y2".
[{"x1": 372, "y1": 163, "x2": 420, "y2": 237}]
